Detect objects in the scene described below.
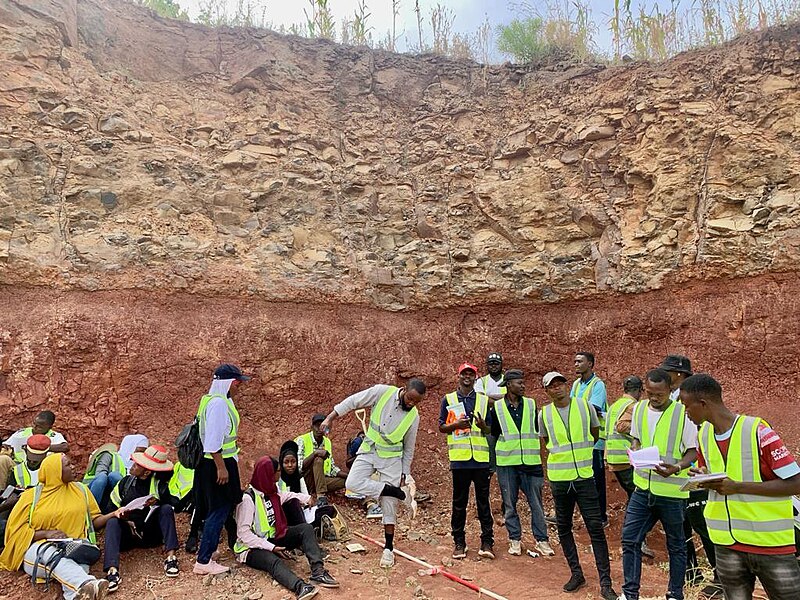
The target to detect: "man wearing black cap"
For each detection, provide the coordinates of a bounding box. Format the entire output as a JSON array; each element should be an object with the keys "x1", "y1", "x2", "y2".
[
  {"x1": 295, "y1": 414, "x2": 348, "y2": 507},
  {"x1": 660, "y1": 355, "x2": 721, "y2": 597},
  {"x1": 193, "y1": 363, "x2": 250, "y2": 576},
  {"x1": 489, "y1": 369, "x2": 553, "y2": 557}
]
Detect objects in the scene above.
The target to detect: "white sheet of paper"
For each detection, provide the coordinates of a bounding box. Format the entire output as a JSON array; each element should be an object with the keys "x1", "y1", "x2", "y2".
[
  {"x1": 680, "y1": 472, "x2": 728, "y2": 492},
  {"x1": 121, "y1": 494, "x2": 153, "y2": 512},
  {"x1": 627, "y1": 446, "x2": 662, "y2": 469}
]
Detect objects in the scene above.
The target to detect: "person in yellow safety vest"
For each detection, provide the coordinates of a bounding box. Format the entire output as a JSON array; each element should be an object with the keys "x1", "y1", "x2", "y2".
[
  {"x1": 539, "y1": 371, "x2": 617, "y2": 600},
  {"x1": 439, "y1": 362, "x2": 494, "y2": 561},
  {"x1": 621, "y1": 368, "x2": 699, "y2": 600},
  {"x1": 572, "y1": 351, "x2": 610, "y2": 527},
  {"x1": 0, "y1": 435, "x2": 51, "y2": 534},
  {"x1": 488, "y1": 369, "x2": 554, "y2": 558},
  {"x1": 295, "y1": 414, "x2": 348, "y2": 507},
  {"x1": 475, "y1": 352, "x2": 508, "y2": 523},
  {"x1": 104, "y1": 445, "x2": 180, "y2": 592},
  {"x1": 2, "y1": 410, "x2": 68, "y2": 461},
  {"x1": 192, "y1": 363, "x2": 250, "y2": 577},
  {"x1": 83, "y1": 443, "x2": 126, "y2": 507},
  {"x1": 320, "y1": 378, "x2": 425, "y2": 569},
  {"x1": 659, "y1": 355, "x2": 721, "y2": 596},
  {"x1": 679, "y1": 373, "x2": 800, "y2": 600}
]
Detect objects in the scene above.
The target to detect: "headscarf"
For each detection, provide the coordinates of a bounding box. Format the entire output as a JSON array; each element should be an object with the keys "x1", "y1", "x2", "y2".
[
  {"x1": 250, "y1": 456, "x2": 288, "y2": 539},
  {"x1": 119, "y1": 434, "x2": 149, "y2": 470},
  {"x1": 0, "y1": 454, "x2": 100, "y2": 571},
  {"x1": 279, "y1": 441, "x2": 302, "y2": 493},
  {"x1": 208, "y1": 378, "x2": 234, "y2": 398}
]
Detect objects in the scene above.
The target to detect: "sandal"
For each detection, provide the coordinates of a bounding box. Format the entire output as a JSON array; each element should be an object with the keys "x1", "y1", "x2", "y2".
[{"x1": 164, "y1": 556, "x2": 179, "y2": 577}]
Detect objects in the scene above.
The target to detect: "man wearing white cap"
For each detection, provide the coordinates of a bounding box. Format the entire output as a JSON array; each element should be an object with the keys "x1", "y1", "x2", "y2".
[
  {"x1": 104, "y1": 444, "x2": 180, "y2": 592},
  {"x1": 540, "y1": 371, "x2": 617, "y2": 600}
]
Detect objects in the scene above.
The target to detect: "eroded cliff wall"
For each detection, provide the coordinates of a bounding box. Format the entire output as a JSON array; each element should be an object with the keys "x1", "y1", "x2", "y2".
[{"x1": 1, "y1": 0, "x2": 799, "y2": 465}]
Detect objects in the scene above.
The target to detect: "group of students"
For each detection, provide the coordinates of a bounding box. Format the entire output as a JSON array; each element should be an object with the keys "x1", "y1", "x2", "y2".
[{"x1": 0, "y1": 356, "x2": 799, "y2": 600}]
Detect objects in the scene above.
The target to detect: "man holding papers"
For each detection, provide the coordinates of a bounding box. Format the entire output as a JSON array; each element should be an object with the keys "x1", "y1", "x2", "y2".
[
  {"x1": 539, "y1": 371, "x2": 617, "y2": 600},
  {"x1": 439, "y1": 362, "x2": 494, "y2": 561},
  {"x1": 621, "y1": 368, "x2": 698, "y2": 600},
  {"x1": 680, "y1": 374, "x2": 800, "y2": 600}
]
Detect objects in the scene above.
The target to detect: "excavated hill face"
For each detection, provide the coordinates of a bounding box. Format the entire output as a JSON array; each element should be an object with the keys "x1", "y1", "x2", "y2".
[{"x1": 0, "y1": 0, "x2": 800, "y2": 466}]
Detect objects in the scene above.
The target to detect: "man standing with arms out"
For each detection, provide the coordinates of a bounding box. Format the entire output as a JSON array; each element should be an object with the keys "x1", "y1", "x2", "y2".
[
  {"x1": 621, "y1": 368, "x2": 697, "y2": 600},
  {"x1": 606, "y1": 376, "x2": 656, "y2": 559},
  {"x1": 490, "y1": 370, "x2": 554, "y2": 557},
  {"x1": 572, "y1": 352, "x2": 610, "y2": 527},
  {"x1": 193, "y1": 363, "x2": 250, "y2": 576},
  {"x1": 660, "y1": 355, "x2": 720, "y2": 596},
  {"x1": 320, "y1": 379, "x2": 425, "y2": 569},
  {"x1": 295, "y1": 414, "x2": 348, "y2": 507},
  {"x1": 539, "y1": 371, "x2": 617, "y2": 600},
  {"x1": 680, "y1": 373, "x2": 800, "y2": 600},
  {"x1": 439, "y1": 363, "x2": 494, "y2": 561},
  {"x1": 475, "y1": 352, "x2": 507, "y2": 522}
]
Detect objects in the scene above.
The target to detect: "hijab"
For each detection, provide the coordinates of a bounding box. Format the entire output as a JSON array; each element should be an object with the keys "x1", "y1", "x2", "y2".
[
  {"x1": 119, "y1": 434, "x2": 149, "y2": 470},
  {"x1": 208, "y1": 377, "x2": 234, "y2": 398},
  {"x1": 279, "y1": 441, "x2": 302, "y2": 493},
  {"x1": 0, "y1": 454, "x2": 100, "y2": 571},
  {"x1": 250, "y1": 456, "x2": 288, "y2": 539}
]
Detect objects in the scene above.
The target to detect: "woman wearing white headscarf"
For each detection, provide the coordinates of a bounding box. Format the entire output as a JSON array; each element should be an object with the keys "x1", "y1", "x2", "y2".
[{"x1": 118, "y1": 435, "x2": 149, "y2": 472}]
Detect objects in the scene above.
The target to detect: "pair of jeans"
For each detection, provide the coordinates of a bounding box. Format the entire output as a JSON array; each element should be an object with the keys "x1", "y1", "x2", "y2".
[
  {"x1": 197, "y1": 503, "x2": 230, "y2": 564},
  {"x1": 622, "y1": 489, "x2": 687, "y2": 600},
  {"x1": 592, "y1": 448, "x2": 608, "y2": 522},
  {"x1": 88, "y1": 471, "x2": 124, "y2": 507},
  {"x1": 551, "y1": 478, "x2": 612, "y2": 587},
  {"x1": 715, "y1": 545, "x2": 800, "y2": 600},
  {"x1": 246, "y1": 523, "x2": 326, "y2": 593},
  {"x1": 103, "y1": 504, "x2": 179, "y2": 570},
  {"x1": 496, "y1": 466, "x2": 547, "y2": 542},
  {"x1": 451, "y1": 468, "x2": 493, "y2": 547}
]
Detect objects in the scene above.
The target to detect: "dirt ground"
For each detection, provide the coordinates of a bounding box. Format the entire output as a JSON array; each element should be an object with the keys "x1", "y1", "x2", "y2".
[{"x1": 0, "y1": 482, "x2": 709, "y2": 600}]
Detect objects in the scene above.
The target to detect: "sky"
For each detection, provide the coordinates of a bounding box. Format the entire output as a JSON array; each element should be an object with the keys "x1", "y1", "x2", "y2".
[{"x1": 181, "y1": 0, "x2": 525, "y2": 54}]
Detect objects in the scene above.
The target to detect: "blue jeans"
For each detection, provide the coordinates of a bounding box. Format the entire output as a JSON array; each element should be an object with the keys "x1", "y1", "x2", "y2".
[
  {"x1": 88, "y1": 471, "x2": 123, "y2": 504},
  {"x1": 622, "y1": 489, "x2": 687, "y2": 600},
  {"x1": 496, "y1": 466, "x2": 547, "y2": 542},
  {"x1": 197, "y1": 503, "x2": 231, "y2": 564}
]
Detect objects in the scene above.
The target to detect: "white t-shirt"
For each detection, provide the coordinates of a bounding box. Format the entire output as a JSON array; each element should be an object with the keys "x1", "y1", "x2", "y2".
[
  {"x1": 630, "y1": 402, "x2": 698, "y2": 453},
  {"x1": 3, "y1": 429, "x2": 67, "y2": 454},
  {"x1": 475, "y1": 374, "x2": 505, "y2": 400}
]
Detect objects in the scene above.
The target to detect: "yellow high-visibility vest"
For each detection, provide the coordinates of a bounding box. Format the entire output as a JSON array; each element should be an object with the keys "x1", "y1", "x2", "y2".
[
  {"x1": 446, "y1": 392, "x2": 489, "y2": 463},
  {"x1": 495, "y1": 396, "x2": 541, "y2": 467},
  {"x1": 295, "y1": 432, "x2": 333, "y2": 476},
  {"x1": 197, "y1": 393, "x2": 240, "y2": 459},
  {"x1": 632, "y1": 400, "x2": 689, "y2": 498},
  {"x1": 233, "y1": 488, "x2": 277, "y2": 554},
  {"x1": 605, "y1": 396, "x2": 636, "y2": 465},
  {"x1": 541, "y1": 397, "x2": 594, "y2": 481},
  {"x1": 362, "y1": 387, "x2": 418, "y2": 459}
]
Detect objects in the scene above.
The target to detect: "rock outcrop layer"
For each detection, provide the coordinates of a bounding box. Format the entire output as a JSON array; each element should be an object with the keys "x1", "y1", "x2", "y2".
[{"x1": 1, "y1": 0, "x2": 799, "y2": 309}]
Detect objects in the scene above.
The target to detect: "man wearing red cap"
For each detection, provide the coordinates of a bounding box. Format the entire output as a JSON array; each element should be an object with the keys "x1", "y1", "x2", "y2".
[
  {"x1": 439, "y1": 363, "x2": 494, "y2": 560},
  {"x1": 104, "y1": 444, "x2": 180, "y2": 592}
]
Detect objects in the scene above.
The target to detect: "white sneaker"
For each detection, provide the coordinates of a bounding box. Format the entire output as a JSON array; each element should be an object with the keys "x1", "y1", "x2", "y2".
[
  {"x1": 535, "y1": 540, "x2": 555, "y2": 556},
  {"x1": 192, "y1": 560, "x2": 229, "y2": 575},
  {"x1": 508, "y1": 540, "x2": 522, "y2": 555},
  {"x1": 366, "y1": 503, "x2": 383, "y2": 519},
  {"x1": 379, "y1": 548, "x2": 395, "y2": 567}
]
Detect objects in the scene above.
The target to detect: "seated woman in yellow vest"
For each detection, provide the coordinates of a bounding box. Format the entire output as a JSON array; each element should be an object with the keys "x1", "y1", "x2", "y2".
[
  {"x1": 83, "y1": 443, "x2": 126, "y2": 508},
  {"x1": 234, "y1": 456, "x2": 339, "y2": 600},
  {"x1": 103, "y1": 445, "x2": 181, "y2": 593}
]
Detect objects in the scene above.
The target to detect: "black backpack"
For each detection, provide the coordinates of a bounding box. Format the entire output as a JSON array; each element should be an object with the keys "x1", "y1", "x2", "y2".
[{"x1": 175, "y1": 417, "x2": 203, "y2": 469}]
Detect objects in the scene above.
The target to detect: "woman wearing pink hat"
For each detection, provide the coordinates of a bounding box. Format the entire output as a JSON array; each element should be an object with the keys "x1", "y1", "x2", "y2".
[{"x1": 102, "y1": 445, "x2": 180, "y2": 592}]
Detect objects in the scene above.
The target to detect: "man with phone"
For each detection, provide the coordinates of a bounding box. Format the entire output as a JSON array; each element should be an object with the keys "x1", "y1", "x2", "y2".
[
  {"x1": 439, "y1": 363, "x2": 494, "y2": 561},
  {"x1": 295, "y1": 414, "x2": 348, "y2": 507}
]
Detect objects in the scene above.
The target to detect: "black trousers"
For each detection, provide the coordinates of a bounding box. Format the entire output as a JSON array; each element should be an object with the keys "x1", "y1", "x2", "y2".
[
  {"x1": 614, "y1": 467, "x2": 637, "y2": 499},
  {"x1": 103, "y1": 505, "x2": 179, "y2": 571},
  {"x1": 593, "y1": 449, "x2": 608, "y2": 522},
  {"x1": 552, "y1": 478, "x2": 612, "y2": 587},
  {"x1": 246, "y1": 524, "x2": 324, "y2": 593},
  {"x1": 451, "y1": 468, "x2": 493, "y2": 547},
  {"x1": 685, "y1": 489, "x2": 718, "y2": 581}
]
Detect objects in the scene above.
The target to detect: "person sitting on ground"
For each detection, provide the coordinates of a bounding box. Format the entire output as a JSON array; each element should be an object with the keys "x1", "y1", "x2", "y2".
[
  {"x1": 3, "y1": 411, "x2": 68, "y2": 460},
  {"x1": 279, "y1": 441, "x2": 338, "y2": 529},
  {"x1": 0, "y1": 435, "x2": 51, "y2": 543},
  {"x1": 103, "y1": 445, "x2": 181, "y2": 592},
  {"x1": 83, "y1": 443, "x2": 126, "y2": 508},
  {"x1": 234, "y1": 456, "x2": 340, "y2": 600},
  {"x1": 117, "y1": 435, "x2": 149, "y2": 473},
  {"x1": 0, "y1": 453, "x2": 120, "y2": 600},
  {"x1": 295, "y1": 414, "x2": 348, "y2": 507},
  {"x1": 0, "y1": 444, "x2": 15, "y2": 492}
]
